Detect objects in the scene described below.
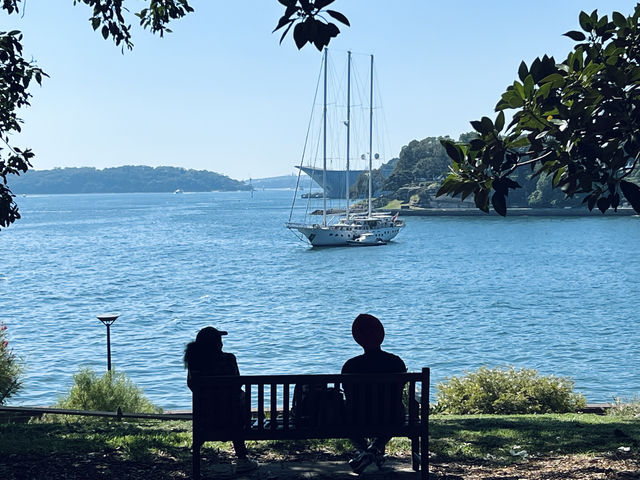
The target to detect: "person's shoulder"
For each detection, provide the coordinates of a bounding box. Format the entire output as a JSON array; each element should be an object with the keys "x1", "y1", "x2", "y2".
[
  {"x1": 220, "y1": 351, "x2": 237, "y2": 362},
  {"x1": 341, "y1": 354, "x2": 364, "y2": 373},
  {"x1": 381, "y1": 350, "x2": 407, "y2": 371}
]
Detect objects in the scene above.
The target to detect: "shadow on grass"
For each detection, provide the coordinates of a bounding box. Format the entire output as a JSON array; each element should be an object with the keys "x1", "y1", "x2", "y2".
[
  {"x1": 1, "y1": 415, "x2": 639, "y2": 479},
  {"x1": 431, "y1": 415, "x2": 640, "y2": 462}
]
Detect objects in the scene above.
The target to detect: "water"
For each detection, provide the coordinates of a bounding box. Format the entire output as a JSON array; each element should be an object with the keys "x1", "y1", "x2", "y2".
[{"x1": 1, "y1": 191, "x2": 639, "y2": 409}]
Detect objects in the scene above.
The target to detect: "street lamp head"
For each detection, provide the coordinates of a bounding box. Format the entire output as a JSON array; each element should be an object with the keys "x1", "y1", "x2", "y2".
[{"x1": 97, "y1": 314, "x2": 119, "y2": 326}]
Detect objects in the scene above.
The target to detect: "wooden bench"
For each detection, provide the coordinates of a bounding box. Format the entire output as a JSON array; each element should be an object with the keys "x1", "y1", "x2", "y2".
[{"x1": 190, "y1": 368, "x2": 429, "y2": 479}]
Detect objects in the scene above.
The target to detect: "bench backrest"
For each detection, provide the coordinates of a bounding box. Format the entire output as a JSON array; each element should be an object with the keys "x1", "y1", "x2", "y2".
[{"x1": 190, "y1": 369, "x2": 430, "y2": 440}]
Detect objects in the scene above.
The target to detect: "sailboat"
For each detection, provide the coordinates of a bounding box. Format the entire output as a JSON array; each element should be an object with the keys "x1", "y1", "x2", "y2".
[{"x1": 286, "y1": 49, "x2": 405, "y2": 247}]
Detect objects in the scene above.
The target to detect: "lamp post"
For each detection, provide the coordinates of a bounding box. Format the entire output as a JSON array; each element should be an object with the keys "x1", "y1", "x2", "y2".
[{"x1": 97, "y1": 314, "x2": 118, "y2": 371}]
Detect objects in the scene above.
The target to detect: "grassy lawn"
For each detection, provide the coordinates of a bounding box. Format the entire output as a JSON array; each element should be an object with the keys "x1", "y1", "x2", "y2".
[{"x1": 1, "y1": 413, "x2": 638, "y2": 463}]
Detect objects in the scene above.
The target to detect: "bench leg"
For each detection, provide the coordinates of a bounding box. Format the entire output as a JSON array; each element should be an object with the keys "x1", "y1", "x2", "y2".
[
  {"x1": 411, "y1": 436, "x2": 420, "y2": 471},
  {"x1": 193, "y1": 441, "x2": 201, "y2": 480},
  {"x1": 420, "y1": 433, "x2": 428, "y2": 480}
]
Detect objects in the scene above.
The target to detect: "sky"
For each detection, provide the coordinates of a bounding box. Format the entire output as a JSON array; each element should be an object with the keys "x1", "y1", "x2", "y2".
[{"x1": 5, "y1": 1, "x2": 637, "y2": 180}]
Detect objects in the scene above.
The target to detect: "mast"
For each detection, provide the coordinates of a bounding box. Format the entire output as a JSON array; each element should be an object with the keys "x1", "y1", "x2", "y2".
[
  {"x1": 368, "y1": 54, "x2": 374, "y2": 218},
  {"x1": 345, "y1": 51, "x2": 351, "y2": 220},
  {"x1": 322, "y1": 48, "x2": 328, "y2": 227}
]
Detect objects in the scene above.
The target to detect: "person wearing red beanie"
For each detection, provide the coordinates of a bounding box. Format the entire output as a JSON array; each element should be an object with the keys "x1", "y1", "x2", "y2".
[{"x1": 341, "y1": 314, "x2": 407, "y2": 474}]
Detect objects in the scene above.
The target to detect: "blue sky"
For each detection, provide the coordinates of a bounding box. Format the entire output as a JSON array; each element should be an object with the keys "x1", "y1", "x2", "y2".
[{"x1": 6, "y1": 1, "x2": 636, "y2": 180}]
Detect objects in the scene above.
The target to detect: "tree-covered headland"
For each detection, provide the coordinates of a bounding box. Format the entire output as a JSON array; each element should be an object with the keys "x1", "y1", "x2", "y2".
[
  {"x1": 9, "y1": 166, "x2": 250, "y2": 194},
  {"x1": 361, "y1": 132, "x2": 640, "y2": 210}
]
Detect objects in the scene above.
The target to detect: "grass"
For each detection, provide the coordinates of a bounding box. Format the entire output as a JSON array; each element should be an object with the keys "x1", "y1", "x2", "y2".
[
  {"x1": 1, "y1": 413, "x2": 638, "y2": 465},
  {"x1": 429, "y1": 414, "x2": 640, "y2": 463},
  {"x1": 380, "y1": 199, "x2": 403, "y2": 209}
]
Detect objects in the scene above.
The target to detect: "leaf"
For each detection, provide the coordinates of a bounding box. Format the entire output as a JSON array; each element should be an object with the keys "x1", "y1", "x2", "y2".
[
  {"x1": 612, "y1": 11, "x2": 627, "y2": 28},
  {"x1": 92, "y1": 17, "x2": 101, "y2": 31},
  {"x1": 326, "y1": 10, "x2": 350, "y2": 26},
  {"x1": 492, "y1": 191, "x2": 507, "y2": 216},
  {"x1": 293, "y1": 22, "x2": 309, "y2": 49},
  {"x1": 495, "y1": 111, "x2": 505, "y2": 132},
  {"x1": 436, "y1": 175, "x2": 461, "y2": 197},
  {"x1": 443, "y1": 141, "x2": 462, "y2": 163},
  {"x1": 518, "y1": 61, "x2": 528, "y2": 82},
  {"x1": 470, "y1": 139, "x2": 485, "y2": 151},
  {"x1": 475, "y1": 189, "x2": 490, "y2": 213},
  {"x1": 579, "y1": 11, "x2": 592, "y2": 31},
  {"x1": 620, "y1": 180, "x2": 640, "y2": 213},
  {"x1": 504, "y1": 178, "x2": 521, "y2": 190},
  {"x1": 273, "y1": 15, "x2": 294, "y2": 32},
  {"x1": 612, "y1": 192, "x2": 620, "y2": 211},
  {"x1": 540, "y1": 73, "x2": 565, "y2": 88},
  {"x1": 279, "y1": 21, "x2": 295, "y2": 44},
  {"x1": 597, "y1": 196, "x2": 611, "y2": 213},
  {"x1": 564, "y1": 30, "x2": 586, "y2": 41},
  {"x1": 523, "y1": 75, "x2": 534, "y2": 97},
  {"x1": 492, "y1": 177, "x2": 506, "y2": 196},
  {"x1": 101, "y1": 25, "x2": 109, "y2": 40}
]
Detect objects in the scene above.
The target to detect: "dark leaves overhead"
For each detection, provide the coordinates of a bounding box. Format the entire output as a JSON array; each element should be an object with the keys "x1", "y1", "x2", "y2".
[
  {"x1": 0, "y1": 27, "x2": 46, "y2": 230},
  {"x1": 437, "y1": 4, "x2": 640, "y2": 215},
  {"x1": 273, "y1": 0, "x2": 349, "y2": 50}
]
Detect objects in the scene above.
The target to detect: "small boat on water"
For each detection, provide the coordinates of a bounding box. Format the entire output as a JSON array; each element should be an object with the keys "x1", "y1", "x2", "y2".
[
  {"x1": 286, "y1": 49, "x2": 405, "y2": 247},
  {"x1": 347, "y1": 232, "x2": 387, "y2": 246}
]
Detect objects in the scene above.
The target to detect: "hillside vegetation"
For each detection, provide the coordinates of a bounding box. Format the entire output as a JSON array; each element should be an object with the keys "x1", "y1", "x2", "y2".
[
  {"x1": 362, "y1": 133, "x2": 640, "y2": 209},
  {"x1": 9, "y1": 166, "x2": 250, "y2": 194}
]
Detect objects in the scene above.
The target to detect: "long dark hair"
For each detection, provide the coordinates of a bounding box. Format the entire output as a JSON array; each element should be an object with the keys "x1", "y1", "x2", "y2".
[{"x1": 184, "y1": 327, "x2": 223, "y2": 369}]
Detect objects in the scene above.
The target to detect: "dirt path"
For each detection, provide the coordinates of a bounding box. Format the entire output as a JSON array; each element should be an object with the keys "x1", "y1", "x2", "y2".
[{"x1": 2, "y1": 452, "x2": 639, "y2": 479}]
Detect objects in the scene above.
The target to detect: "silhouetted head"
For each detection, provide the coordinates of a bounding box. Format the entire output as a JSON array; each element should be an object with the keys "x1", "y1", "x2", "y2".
[
  {"x1": 352, "y1": 313, "x2": 385, "y2": 351},
  {"x1": 184, "y1": 326, "x2": 227, "y2": 369},
  {"x1": 195, "y1": 326, "x2": 227, "y2": 350}
]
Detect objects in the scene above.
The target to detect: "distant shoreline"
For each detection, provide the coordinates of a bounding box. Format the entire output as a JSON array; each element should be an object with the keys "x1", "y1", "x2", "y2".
[{"x1": 389, "y1": 207, "x2": 638, "y2": 217}]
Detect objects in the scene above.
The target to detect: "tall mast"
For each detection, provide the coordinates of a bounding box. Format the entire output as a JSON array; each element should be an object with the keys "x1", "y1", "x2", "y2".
[
  {"x1": 345, "y1": 51, "x2": 351, "y2": 220},
  {"x1": 368, "y1": 54, "x2": 374, "y2": 218},
  {"x1": 322, "y1": 48, "x2": 328, "y2": 227}
]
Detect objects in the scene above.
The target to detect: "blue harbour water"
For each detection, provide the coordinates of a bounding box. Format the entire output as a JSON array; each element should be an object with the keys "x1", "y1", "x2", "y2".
[{"x1": 1, "y1": 190, "x2": 639, "y2": 409}]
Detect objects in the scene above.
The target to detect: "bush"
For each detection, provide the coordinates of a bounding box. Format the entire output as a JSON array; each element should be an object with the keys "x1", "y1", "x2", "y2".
[
  {"x1": 57, "y1": 368, "x2": 161, "y2": 413},
  {"x1": 607, "y1": 397, "x2": 640, "y2": 419},
  {"x1": 436, "y1": 366, "x2": 586, "y2": 414},
  {"x1": 0, "y1": 323, "x2": 22, "y2": 405}
]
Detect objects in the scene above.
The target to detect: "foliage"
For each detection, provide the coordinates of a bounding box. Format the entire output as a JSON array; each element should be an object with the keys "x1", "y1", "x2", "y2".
[
  {"x1": 383, "y1": 136, "x2": 453, "y2": 194},
  {"x1": 0, "y1": 28, "x2": 46, "y2": 230},
  {"x1": 528, "y1": 172, "x2": 584, "y2": 208},
  {"x1": 607, "y1": 397, "x2": 640, "y2": 419},
  {"x1": 274, "y1": 0, "x2": 350, "y2": 51},
  {"x1": 57, "y1": 368, "x2": 160, "y2": 414},
  {"x1": 437, "y1": 6, "x2": 640, "y2": 216},
  {"x1": 0, "y1": 322, "x2": 22, "y2": 404},
  {"x1": 10, "y1": 165, "x2": 251, "y2": 194},
  {"x1": 350, "y1": 169, "x2": 383, "y2": 198},
  {"x1": 0, "y1": 1, "x2": 347, "y2": 230},
  {"x1": 436, "y1": 366, "x2": 586, "y2": 415}
]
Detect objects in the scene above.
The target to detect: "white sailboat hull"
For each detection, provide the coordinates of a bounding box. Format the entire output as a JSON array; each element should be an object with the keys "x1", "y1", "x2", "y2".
[{"x1": 287, "y1": 215, "x2": 404, "y2": 247}]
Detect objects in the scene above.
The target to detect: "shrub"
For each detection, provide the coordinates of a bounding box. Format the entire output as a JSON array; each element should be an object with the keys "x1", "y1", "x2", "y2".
[
  {"x1": 436, "y1": 366, "x2": 586, "y2": 414},
  {"x1": 0, "y1": 322, "x2": 22, "y2": 404},
  {"x1": 57, "y1": 368, "x2": 161, "y2": 413},
  {"x1": 607, "y1": 397, "x2": 640, "y2": 419}
]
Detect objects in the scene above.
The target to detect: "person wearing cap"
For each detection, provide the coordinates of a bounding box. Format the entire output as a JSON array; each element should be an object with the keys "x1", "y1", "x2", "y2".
[
  {"x1": 341, "y1": 314, "x2": 407, "y2": 474},
  {"x1": 184, "y1": 326, "x2": 258, "y2": 473}
]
